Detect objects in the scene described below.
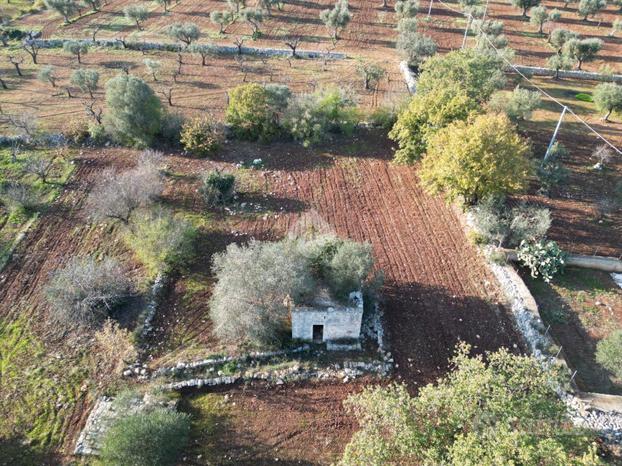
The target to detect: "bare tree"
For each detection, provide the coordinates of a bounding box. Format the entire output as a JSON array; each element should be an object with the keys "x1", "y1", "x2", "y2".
[
  {"x1": 8, "y1": 55, "x2": 23, "y2": 76},
  {"x1": 0, "y1": 180, "x2": 39, "y2": 213},
  {"x1": 84, "y1": 99, "x2": 103, "y2": 124},
  {"x1": 233, "y1": 36, "x2": 245, "y2": 54},
  {"x1": 592, "y1": 144, "x2": 614, "y2": 170},
  {"x1": 1, "y1": 112, "x2": 39, "y2": 139},
  {"x1": 234, "y1": 54, "x2": 249, "y2": 82},
  {"x1": 22, "y1": 153, "x2": 55, "y2": 183},
  {"x1": 22, "y1": 41, "x2": 40, "y2": 64},
  {"x1": 284, "y1": 35, "x2": 302, "y2": 57},
  {"x1": 160, "y1": 87, "x2": 174, "y2": 106},
  {"x1": 86, "y1": 152, "x2": 164, "y2": 225},
  {"x1": 45, "y1": 256, "x2": 132, "y2": 328},
  {"x1": 91, "y1": 23, "x2": 103, "y2": 41}
]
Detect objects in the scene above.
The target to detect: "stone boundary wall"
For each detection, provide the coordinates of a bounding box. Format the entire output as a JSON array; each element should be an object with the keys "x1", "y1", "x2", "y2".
[
  {"x1": 24, "y1": 38, "x2": 346, "y2": 60},
  {"x1": 514, "y1": 65, "x2": 622, "y2": 83},
  {"x1": 399, "y1": 61, "x2": 416, "y2": 94},
  {"x1": 398, "y1": 62, "x2": 622, "y2": 96},
  {"x1": 160, "y1": 359, "x2": 392, "y2": 391},
  {"x1": 150, "y1": 345, "x2": 313, "y2": 378},
  {"x1": 457, "y1": 209, "x2": 622, "y2": 443}
]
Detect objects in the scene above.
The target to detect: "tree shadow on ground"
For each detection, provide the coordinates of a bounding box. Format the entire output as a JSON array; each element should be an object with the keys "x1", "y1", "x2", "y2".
[
  {"x1": 521, "y1": 268, "x2": 622, "y2": 395},
  {"x1": 382, "y1": 280, "x2": 524, "y2": 392}
]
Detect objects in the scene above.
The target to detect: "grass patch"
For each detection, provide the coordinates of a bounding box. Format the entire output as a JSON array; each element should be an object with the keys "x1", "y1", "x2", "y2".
[
  {"x1": 0, "y1": 316, "x2": 88, "y2": 455},
  {"x1": 179, "y1": 393, "x2": 229, "y2": 463}
]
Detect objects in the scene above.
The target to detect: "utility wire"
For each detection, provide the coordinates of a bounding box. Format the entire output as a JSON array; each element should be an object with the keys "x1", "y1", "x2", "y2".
[{"x1": 431, "y1": 0, "x2": 622, "y2": 155}]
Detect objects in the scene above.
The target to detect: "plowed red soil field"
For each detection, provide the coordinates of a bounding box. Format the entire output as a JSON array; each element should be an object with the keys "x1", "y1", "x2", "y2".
[{"x1": 151, "y1": 129, "x2": 523, "y2": 386}]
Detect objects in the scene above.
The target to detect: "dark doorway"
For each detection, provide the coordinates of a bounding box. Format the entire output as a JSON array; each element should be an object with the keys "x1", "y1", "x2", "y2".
[{"x1": 312, "y1": 325, "x2": 324, "y2": 342}]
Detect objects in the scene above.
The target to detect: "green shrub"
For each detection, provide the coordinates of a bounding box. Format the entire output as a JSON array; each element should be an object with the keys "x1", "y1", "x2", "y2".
[
  {"x1": 595, "y1": 330, "x2": 622, "y2": 379},
  {"x1": 125, "y1": 208, "x2": 197, "y2": 276},
  {"x1": 100, "y1": 408, "x2": 191, "y2": 466},
  {"x1": 200, "y1": 170, "x2": 235, "y2": 207},
  {"x1": 88, "y1": 123, "x2": 108, "y2": 145},
  {"x1": 367, "y1": 105, "x2": 400, "y2": 129},
  {"x1": 225, "y1": 83, "x2": 288, "y2": 142},
  {"x1": 538, "y1": 142, "x2": 569, "y2": 196},
  {"x1": 285, "y1": 87, "x2": 358, "y2": 147},
  {"x1": 180, "y1": 116, "x2": 221, "y2": 157},
  {"x1": 158, "y1": 113, "x2": 185, "y2": 146},
  {"x1": 517, "y1": 239, "x2": 565, "y2": 283},
  {"x1": 62, "y1": 118, "x2": 90, "y2": 145}
]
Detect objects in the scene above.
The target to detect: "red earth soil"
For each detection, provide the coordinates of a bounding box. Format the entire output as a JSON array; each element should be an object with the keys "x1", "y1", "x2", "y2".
[
  {"x1": 179, "y1": 378, "x2": 376, "y2": 466},
  {"x1": 151, "y1": 130, "x2": 523, "y2": 388}
]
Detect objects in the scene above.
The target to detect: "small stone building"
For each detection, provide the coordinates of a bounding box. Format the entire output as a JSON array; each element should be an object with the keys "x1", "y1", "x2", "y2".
[{"x1": 291, "y1": 290, "x2": 363, "y2": 344}]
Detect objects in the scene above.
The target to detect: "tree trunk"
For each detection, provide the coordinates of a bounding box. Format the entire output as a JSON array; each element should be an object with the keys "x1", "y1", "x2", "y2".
[
  {"x1": 0, "y1": 77, "x2": 7, "y2": 89},
  {"x1": 13, "y1": 64, "x2": 22, "y2": 76},
  {"x1": 604, "y1": 108, "x2": 612, "y2": 121}
]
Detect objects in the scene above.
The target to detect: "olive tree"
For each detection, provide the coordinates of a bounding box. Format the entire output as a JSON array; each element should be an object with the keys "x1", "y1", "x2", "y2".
[
  {"x1": 548, "y1": 28, "x2": 578, "y2": 54},
  {"x1": 63, "y1": 40, "x2": 89, "y2": 64},
  {"x1": 510, "y1": 0, "x2": 540, "y2": 17},
  {"x1": 577, "y1": 0, "x2": 606, "y2": 20},
  {"x1": 38, "y1": 65, "x2": 58, "y2": 88},
  {"x1": 593, "y1": 82, "x2": 622, "y2": 121},
  {"x1": 124, "y1": 4, "x2": 148, "y2": 30},
  {"x1": 593, "y1": 83, "x2": 622, "y2": 121},
  {"x1": 420, "y1": 113, "x2": 532, "y2": 204},
  {"x1": 488, "y1": 85, "x2": 541, "y2": 122},
  {"x1": 70, "y1": 69, "x2": 99, "y2": 98},
  {"x1": 86, "y1": 152, "x2": 163, "y2": 224},
  {"x1": 210, "y1": 10, "x2": 237, "y2": 33},
  {"x1": 356, "y1": 61, "x2": 385, "y2": 90},
  {"x1": 166, "y1": 22, "x2": 200, "y2": 46},
  {"x1": 153, "y1": 0, "x2": 172, "y2": 12},
  {"x1": 397, "y1": 30, "x2": 437, "y2": 69},
  {"x1": 103, "y1": 74, "x2": 163, "y2": 146},
  {"x1": 563, "y1": 37, "x2": 602, "y2": 69},
  {"x1": 44, "y1": 0, "x2": 79, "y2": 23},
  {"x1": 394, "y1": 0, "x2": 418, "y2": 18},
  {"x1": 242, "y1": 8, "x2": 265, "y2": 36},
  {"x1": 529, "y1": 5, "x2": 548, "y2": 34},
  {"x1": 547, "y1": 53, "x2": 573, "y2": 79},
  {"x1": 340, "y1": 344, "x2": 601, "y2": 465},
  {"x1": 320, "y1": 0, "x2": 352, "y2": 42},
  {"x1": 143, "y1": 58, "x2": 161, "y2": 81},
  {"x1": 45, "y1": 256, "x2": 131, "y2": 328},
  {"x1": 210, "y1": 239, "x2": 315, "y2": 346},
  {"x1": 188, "y1": 43, "x2": 214, "y2": 66}
]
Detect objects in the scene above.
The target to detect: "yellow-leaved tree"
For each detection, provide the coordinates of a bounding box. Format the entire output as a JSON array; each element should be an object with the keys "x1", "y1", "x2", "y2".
[{"x1": 419, "y1": 113, "x2": 533, "y2": 205}]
